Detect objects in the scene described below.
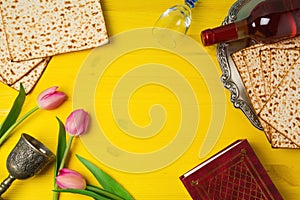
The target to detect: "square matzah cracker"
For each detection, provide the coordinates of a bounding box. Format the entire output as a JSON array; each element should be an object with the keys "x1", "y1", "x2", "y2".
[
  {"x1": 0, "y1": 0, "x2": 109, "y2": 61},
  {"x1": 259, "y1": 36, "x2": 300, "y2": 103},
  {"x1": 260, "y1": 62, "x2": 300, "y2": 145},
  {"x1": 232, "y1": 48, "x2": 272, "y2": 142},
  {"x1": 231, "y1": 49, "x2": 261, "y2": 112},
  {"x1": 268, "y1": 48, "x2": 299, "y2": 93},
  {"x1": 232, "y1": 44, "x2": 300, "y2": 148},
  {"x1": 0, "y1": 58, "x2": 50, "y2": 94},
  {"x1": 0, "y1": 11, "x2": 44, "y2": 84},
  {"x1": 259, "y1": 117, "x2": 298, "y2": 148},
  {"x1": 242, "y1": 46, "x2": 268, "y2": 109},
  {"x1": 260, "y1": 48, "x2": 300, "y2": 148},
  {"x1": 12, "y1": 58, "x2": 51, "y2": 93}
]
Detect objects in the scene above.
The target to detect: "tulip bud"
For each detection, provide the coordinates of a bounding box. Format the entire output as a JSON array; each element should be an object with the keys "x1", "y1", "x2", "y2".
[
  {"x1": 37, "y1": 86, "x2": 67, "y2": 110},
  {"x1": 65, "y1": 109, "x2": 89, "y2": 136},
  {"x1": 56, "y1": 168, "x2": 86, "y2": 190}
]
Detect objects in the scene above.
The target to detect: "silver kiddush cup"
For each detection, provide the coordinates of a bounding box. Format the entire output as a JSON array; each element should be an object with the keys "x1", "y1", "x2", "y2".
[{"x1": 0, "y1": 133, "x2": 55, "y2": 197}]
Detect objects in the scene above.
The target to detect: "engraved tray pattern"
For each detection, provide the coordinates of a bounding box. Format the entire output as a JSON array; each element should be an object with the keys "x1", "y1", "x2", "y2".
[{"x1": 216, "y1": 0, "x2": 263, "y2": 130}]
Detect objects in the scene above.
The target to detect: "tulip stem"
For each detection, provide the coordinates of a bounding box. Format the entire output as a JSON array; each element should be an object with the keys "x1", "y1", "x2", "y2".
[
  {"x1": 59, "y1": 135, "x2": 74, "y2": 170},
  {"x1": 0, "y1": 106, "x2": 39, "y2": 146},
  {"x1": 52, "y1": 184, "x2": 59, "y2": 200}
]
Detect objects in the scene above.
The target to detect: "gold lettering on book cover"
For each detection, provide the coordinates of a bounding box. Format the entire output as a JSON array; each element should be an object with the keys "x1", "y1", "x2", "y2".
[
  {"x1": 190, "y1": 149, "x2": 272, "y2": 199},
  {"x1": 191, "y1": 180, "x2": 199, "y2": 186}
]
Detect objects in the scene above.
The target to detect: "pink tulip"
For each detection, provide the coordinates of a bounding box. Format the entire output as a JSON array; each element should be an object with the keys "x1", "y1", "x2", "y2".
[
  {"x1": 56, "y1": 168, "x2": 86, "y2": 189},
  {"x1": 65, "y1": 109, "x2": 89, "y2": 136},
  {"x1": 37, "y1": 86, "x2": 67, "y2": 110}
]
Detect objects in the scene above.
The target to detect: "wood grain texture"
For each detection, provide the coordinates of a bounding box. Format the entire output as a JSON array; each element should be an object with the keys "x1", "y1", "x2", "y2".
[{"x1": 0, "y1": 0, "x2": 299, "y2": 200}]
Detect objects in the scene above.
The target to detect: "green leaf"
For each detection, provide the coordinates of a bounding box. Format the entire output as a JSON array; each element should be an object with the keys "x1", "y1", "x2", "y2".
[
  {"x1": 86, "y1": 185, "x2": 124, "y2": 200},
  {"x1": 76, "y1": 155, "x2": 134, "y2": 200},
  {"x1": 52, "y1": 117, "x2": 67, "y2": 200},
  {"x1": 54, "y1": 117, "x2": 67, "y2": 177},
  {"x1": 53, "y1": 189, "x2": 112, "y2": 200},
  {"x1": 53, "y1": 118, "x2": 67, "y2": 200},
  {"x1": 0, "y1": 83, "x2": 26, "y2": 138}
]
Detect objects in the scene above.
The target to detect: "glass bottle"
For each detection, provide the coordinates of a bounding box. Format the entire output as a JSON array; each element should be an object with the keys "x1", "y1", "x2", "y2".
[{"x1": 201, "y1": 0, "x2": 300, "y2": 46}]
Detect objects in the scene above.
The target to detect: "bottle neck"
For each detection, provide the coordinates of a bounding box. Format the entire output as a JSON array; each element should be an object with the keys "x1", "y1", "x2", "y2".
[{"x1": 201, "y1": 20, "x2": 248, "y2": 46}]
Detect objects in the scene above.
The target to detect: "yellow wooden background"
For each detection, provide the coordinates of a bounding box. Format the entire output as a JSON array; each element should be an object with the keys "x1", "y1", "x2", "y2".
[{"x1": 0, "y1": 0, "x2": 300, "y2": 199}]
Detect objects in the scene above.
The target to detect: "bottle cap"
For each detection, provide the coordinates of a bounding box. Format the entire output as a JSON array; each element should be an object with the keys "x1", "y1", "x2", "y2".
[
  {"x1": 201, "y1": 23, "x2": 239, "y2": 46},
  {"x1": 201, "y1": 29, "x2": 214, "y2": 46}
]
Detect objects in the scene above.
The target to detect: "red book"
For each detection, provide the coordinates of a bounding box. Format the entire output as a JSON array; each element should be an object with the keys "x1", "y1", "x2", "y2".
[{"x1": 180, "y1": 139, "x2": 283, "y2": 200}]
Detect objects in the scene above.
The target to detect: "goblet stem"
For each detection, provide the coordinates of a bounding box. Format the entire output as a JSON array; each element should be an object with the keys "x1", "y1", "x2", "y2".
[{"x1": 0, "y1": 175, "x2": 16, "y2": 196}]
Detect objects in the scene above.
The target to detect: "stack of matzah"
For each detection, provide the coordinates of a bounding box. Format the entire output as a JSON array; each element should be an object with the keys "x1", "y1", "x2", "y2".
[
  {"x1": 231, "y1": 37, "x2": 300, "y2": 149},
  {"x1": 0, "y1": 0, "x2": 108, "y2": 93}
]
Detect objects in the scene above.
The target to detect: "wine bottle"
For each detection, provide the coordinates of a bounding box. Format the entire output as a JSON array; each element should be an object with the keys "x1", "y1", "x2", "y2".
[{"x1": 201, "y1": 0, "x2": 300, "y2": 46}]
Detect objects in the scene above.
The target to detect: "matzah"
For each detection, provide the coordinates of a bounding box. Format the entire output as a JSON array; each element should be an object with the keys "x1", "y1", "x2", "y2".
[
  {"x1": 260, "y1": 49, "x2": 271, "y2": 100},
  {"x1": 0, "y1": 10, "x2": 44, "y2": 84},
  {"x1": 268, "y1": 48, "x2": 299, "y2": 94},
  {"x1": 275, "y1": 36, "x2": 300, "y2": 49},
  {"x1": 264, "y1": 36, "x2": 300, "y2": 100},
  {"x1": 260, "y1": 48, "x2": 300, "y2": 148},
  {"x1": 259, "y1": 62, "x2": 300, "y2": 146},
  {"x1": 259, "y1": 117, "x2": 299, "y2": 148},
  {"x1": 0, "y1": 0, "x2": 109, "y2": 61},
  {"x1": 270, "y1": 128, "x2": 299, "y2": 148},
  {"x1": 0, "y1": 58, "x2": 50, "y2": 94},
  {"x1": 232, "y1": 48, "x2": 271, "y2": 143},
  {"x1": 234, "y1": 44, "x2": 300, "y2": 113},
  {"x1": 232, "y1": 50, "x2": 261, "y2": 112},
  {"x1": 12, "y1": 58, "x2": 51, "y2": 94},
  {"x1": 231, "y1": 37, "x2": 300, "y2": 148},
  {"x1": 242, "y1": 46, "x2": 267, "y2": 109}
]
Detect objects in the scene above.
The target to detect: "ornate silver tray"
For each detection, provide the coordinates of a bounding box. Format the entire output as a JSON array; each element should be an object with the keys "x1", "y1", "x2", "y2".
[{"x1": 217, "y1": 0, "x2": 264, "y2": 130}]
